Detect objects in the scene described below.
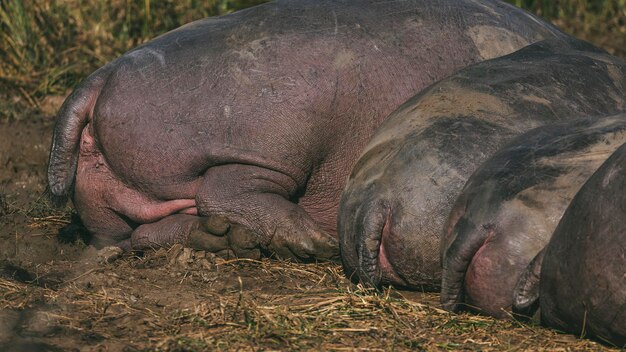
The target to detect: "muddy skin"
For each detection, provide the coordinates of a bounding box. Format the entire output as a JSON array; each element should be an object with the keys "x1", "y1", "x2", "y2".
[
  {"x1": 513, "y1": 139, "x2": 626, "y2": 347},
  {"x1": 441, "y1": 115, "x2": 626, "y2": 318},
  {"x1": 47, "y1": 0, "x2": 567, "y2": 261},
  {"x1": 339, "y1": 37, "x2": 626, "y2": 289}
]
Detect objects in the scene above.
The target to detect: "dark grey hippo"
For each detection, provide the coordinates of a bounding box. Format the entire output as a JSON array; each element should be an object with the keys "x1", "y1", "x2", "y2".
[
  {"x1": 513, "y1": 140, "x2": 626, "y2": 347},
  {"x1": 339, "y1": 37, "x2": 626, "y2": 288},
  {"x1": 47, "y1": 0, "x2": 567, "y2": 260},
  {"x1": 441, "y1": 114, "x2": 626, "y2": 318}
]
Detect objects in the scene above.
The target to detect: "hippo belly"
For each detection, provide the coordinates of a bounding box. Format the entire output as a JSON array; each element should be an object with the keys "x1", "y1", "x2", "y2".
[
  {"x1": 514, "y1": 138, "x2": 626, "y2": 346},
  {"x1": 48, "y1": 0, "x2": 568, "y2": 260},
  {"x1": 339, "y1": 37, "x2": 626, "y2": 288}
]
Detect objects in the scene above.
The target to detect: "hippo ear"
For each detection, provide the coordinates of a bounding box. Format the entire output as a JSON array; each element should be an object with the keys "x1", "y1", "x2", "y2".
[{"x1": 512, "y1": 248, "x2": 545, "y2": 320}]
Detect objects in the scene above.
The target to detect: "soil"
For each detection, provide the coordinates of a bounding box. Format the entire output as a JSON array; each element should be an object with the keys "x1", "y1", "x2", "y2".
[{"x1": 0, "y1": 115, "x2": 621, "y2": 351}]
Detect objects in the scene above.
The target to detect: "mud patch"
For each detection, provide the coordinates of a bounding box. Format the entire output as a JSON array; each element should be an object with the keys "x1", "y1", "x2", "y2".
[
  {"x1": 467, "y1": 25, "x2": 530, "y2": 59},
  {"x1": 363, "y1": 82, "x2": 515, "y2": 156}
]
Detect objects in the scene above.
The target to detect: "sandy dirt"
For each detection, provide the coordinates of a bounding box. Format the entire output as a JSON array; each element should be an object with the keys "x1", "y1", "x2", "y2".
[{"x1": 0, "y1": 114, "x2": 621, "y2": 351}]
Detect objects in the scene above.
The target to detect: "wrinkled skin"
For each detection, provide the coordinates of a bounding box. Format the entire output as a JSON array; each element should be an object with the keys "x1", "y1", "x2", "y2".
[
  {"x1": 441, "y1": 115, "x2": 626, "y2": 318},
  {"x1": 514, "y1": 139, "x2": 626, "y2": 347},
  {"x1": 339, "y1": 37, "x2": 626, "y2": 289},
  {"x1": 48, "y1": 0, "x2": 567, "y2": 260}
]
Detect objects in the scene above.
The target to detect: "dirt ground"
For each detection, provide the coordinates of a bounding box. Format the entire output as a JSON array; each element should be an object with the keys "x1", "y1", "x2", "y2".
[{"x1": 0, "y1": 111, "x2": 621, "y2": 351}]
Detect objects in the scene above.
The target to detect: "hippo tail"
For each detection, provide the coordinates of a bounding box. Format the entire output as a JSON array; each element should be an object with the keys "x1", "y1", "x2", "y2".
[
  {"x1": 47, "y1": 66, "x2": 111, "y2": 206},
  {"x1": 512, "y1": 248, "x2": 545, "y2": 319},
  {"x1": 440, "y1": 207, "x2": 490, "y2": 313}
]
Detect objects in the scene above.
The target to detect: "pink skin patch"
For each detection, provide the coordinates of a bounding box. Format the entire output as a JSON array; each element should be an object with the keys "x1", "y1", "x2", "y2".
[
  {"x1": 464, "y1": 231, "x2": 495, "y2": 290},
  {"x1": 378, "y1": 212, "x2": 407, "y2": 286},
  {"x1": 115, "y1": 198, "x2": 198, "y2": 224},
  {"x1": 76, "y1": 122, "x2": 200, "y2": 238},
  {"x1": 461, "y1": 228, "x2": 513, "y2": 316},
  {"x1": 179, "y1": 206, "x2": 198, "y2": 216}
]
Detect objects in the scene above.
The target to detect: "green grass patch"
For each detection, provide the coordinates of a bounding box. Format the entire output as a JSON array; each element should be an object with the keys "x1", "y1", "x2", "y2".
[
  {"x1": 506, "y1": 0, "x2": 626, "y2": 57},
  {"x1": 0, "y1": 0, "x2": 624, "y2": 120},
  {"x1": 0, "y1": 0, "x2": 265, "y2": 120}
]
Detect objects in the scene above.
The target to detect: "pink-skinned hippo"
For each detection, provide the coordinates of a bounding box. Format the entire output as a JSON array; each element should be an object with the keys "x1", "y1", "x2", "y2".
[
  {"x1": 514, "y1": 139, "x2": 626, "y2": 347},
  {"x1": 47, "y1": 0, "x2": 567, "y2": 260}
]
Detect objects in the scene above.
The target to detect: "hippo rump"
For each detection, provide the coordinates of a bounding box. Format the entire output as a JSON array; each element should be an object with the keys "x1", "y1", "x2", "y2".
[
  {"x1": 440, "y1": 114, "x2": 626, "y2": 318},
  {"x1": 47, "y1": 0, "x2": 567, "y2": 260},
  {"x1": 513, "y1": 141, "x2": 626, "y2": 347},
  {"x1": 338, "y1": 37, "x2": 626, "y2": 289}
]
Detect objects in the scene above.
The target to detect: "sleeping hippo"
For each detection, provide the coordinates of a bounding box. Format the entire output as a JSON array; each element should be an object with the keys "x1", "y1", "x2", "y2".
[
  {"x1": 441, "y1": 114, "x2": 626, "y2": 318},
  {"x1": 513, "y1": 141, "x2": 626, "y2": 347},
  {"x1": 47, "y1": 0, "x2": 567, "y2": 260},
  {"x1": 338, "y1": 37, "x2": 626, "y2": 288}
]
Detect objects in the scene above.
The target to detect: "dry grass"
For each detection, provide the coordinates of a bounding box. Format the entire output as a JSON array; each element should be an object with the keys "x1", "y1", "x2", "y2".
[{"x1": 0, "y1": 249, "x2": 620, "y2": 351}]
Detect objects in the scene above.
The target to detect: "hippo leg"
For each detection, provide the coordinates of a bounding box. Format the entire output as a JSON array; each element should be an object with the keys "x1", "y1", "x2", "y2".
[
  {"x1": 130, "y1": 164, "x2": 339, "y2": 261},
  {"x1": 196, "y1": 164, "x2": 340, "y2": 261},
  {"x1": 126, "y1": 214, "x2": 203, "y2": 251},
  {"x1": 128, "y1": 213, "x2": 261, "y2": 259},
  {"x1": 74, "y1": 122, "x2": 337, "y2": 261}
]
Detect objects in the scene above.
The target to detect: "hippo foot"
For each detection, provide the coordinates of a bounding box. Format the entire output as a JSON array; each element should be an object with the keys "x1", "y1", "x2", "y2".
[
  {"x1": 124, "y1": 212, "x2": 338, "y2": 262},
  {"x1": 186, "y1": 215, "x2": 262, "y2": 260},
  {"x1": 189, "y1": 163, "x2": 340, "y2": 262},
  {"x1": 186, "y1": 214, "x2": 339, "y2": 262}
]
